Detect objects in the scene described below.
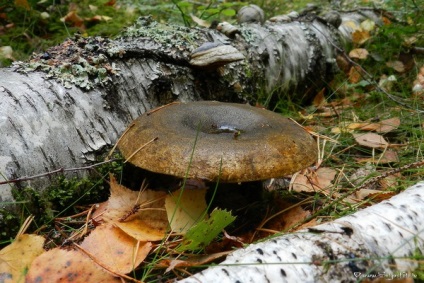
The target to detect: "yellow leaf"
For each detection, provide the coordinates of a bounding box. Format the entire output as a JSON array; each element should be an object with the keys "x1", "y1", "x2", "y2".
[
  {"x1": 0, "y1": 234, "x2": 45, "y2": 283},
  {"x1": 360, "y1": 19, "x2": 376, "y2": 32},
  {"x1": 165, "y1": 187, "x2": 208, "y2": 233}
]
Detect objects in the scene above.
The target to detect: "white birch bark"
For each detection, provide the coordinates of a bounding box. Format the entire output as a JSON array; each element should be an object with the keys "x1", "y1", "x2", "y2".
[
  {"x1": 0, "y1": 10, "x2": 384, "y2": 201},
  {"x1": 179, "y1": 182, "x2": 424, "y2": 283}
]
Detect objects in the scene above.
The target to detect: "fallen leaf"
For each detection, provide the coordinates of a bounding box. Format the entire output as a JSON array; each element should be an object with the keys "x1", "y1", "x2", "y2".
[
  {"x1": 386, "y1": 60, "x2": 405, "y2": 73},
  {"x1": 165, "y1": 187, "x2": 208, "y2": 233},
  {"x1": 312, "y1": 88, "x2": 327, "y2": 108},
  {"x1": 353, "y1": 132, "x2": 389, "y2": 148},
  {"x1": 177, "y1": 209, "x2": 235, "y2": 252},
  {"x1": 115, "y1": 217, "x2": 168, "y2": 242},
  {"x1": 352, "y1": 30, "x2": 370, "y2": 45},
  {"x1": 0, "y1": 234, "x2": 45, "y2": 283},
  {"x1": 60, "y1": 11, "x2": 84, "y2": 27},
  {"x1": 349, "y1": 48, "x2": 369, "y2": 59},
  {"x1": 102, "y1": 176, "x2": 168, "y2": 241},
  {"x1": 26, "y1": 248, "x2": 120, "y2": 283},
  {"x1": 376, "y1": 117, "x2": 400, "y2": 133},
  {"x1": 291, "y1": 167, "x2": 337, "y2": 194},
  {"x1": 355, "y1": 189, "x2": 395, "y2": 202},
  {"x1": 348, "y1": 65, "x2": 363, "y2": 83},
  {"x1": 360, "y1": 19, "x2": 376, "y2": 32},
  {"x1": 80, "y1": 224, "x2": 152, "y2": 274}
]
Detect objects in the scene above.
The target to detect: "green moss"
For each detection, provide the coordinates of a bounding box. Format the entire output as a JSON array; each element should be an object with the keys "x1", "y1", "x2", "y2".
[{"x1": 0, "y1": 157, "x2": 123, "y2": 244}]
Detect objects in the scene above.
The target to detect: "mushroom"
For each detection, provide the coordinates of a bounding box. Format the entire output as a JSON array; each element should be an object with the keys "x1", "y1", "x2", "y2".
[
  {"x1": 189, "y1": 42, "x2": 244, "y2": 69},
  {"x1": 118, "y1": 101, "x2": 317, "y2": 184}
]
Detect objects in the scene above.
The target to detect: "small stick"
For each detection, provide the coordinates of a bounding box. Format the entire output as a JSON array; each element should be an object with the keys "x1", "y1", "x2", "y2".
[
  {"x1": 146, "y1": 101, "x2": 180, "y2": 116},
  {"x1": 0, "y1": 158, "x2": 118, "y2": 185},
  {"x1": 124, "y1": 137, "x2": 158, "y2": 163}
]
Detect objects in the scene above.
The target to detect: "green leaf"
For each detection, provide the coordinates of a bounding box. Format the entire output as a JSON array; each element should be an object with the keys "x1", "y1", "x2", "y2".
[
  {"x1": 177, "y1": 1, "x2": 191, "y2": 8},
  {"x1": 221, "y1": 9, "x2": 236, "y2": 17},
  {"x1": 176, "y1": 208, "x2": 236, "y2": 252}
]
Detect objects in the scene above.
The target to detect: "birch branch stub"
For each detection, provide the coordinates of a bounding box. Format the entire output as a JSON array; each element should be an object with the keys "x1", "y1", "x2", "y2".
[{"x1": 179, "y1": 182, "x2": 424, "y2": 283}]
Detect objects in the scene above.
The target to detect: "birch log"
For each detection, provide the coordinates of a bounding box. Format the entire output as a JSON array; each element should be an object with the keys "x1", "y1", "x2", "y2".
[
  {"x1": 179, "y1": 181, "x2": 424, "y2": 283},
  {"x1": 0, "y1": 10, "x2": 382, "y2": 200}
]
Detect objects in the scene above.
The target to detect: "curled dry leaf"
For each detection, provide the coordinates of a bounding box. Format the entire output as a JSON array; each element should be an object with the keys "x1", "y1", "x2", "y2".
[
  {"x1": 102, "y1": 176, "x2": 168, "y2": 241},
  {"x1": 0, "y1": 234, "x2": 45, "y2": 283},
  {"x1": 386, "y1": 60, "x2": 405, "y2": 73},
  {"x1": 353, "y1": 132, "x2": 389, "y2": 148},
  {"x1": 354, "y1": 189, "x2": 396, "y2": 203},
  {"x1": 349, "y1": 48, "x2": 369, "y2": 59},
  {"x1": 346, "y1": 117, "x2": 400, "y2": 133},
  {"x1": 26, "y1": 248, "x2": 120, "y2": 283},
  {"x1": 80, "y1": 224, "x2": 152, "y2": 274},
  {"x1": 290, "y1": 167, "x2": 337, "y2": 194}
]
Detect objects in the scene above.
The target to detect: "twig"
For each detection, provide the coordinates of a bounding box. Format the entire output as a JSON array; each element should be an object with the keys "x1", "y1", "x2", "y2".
[
  {"x1": 124, "y1": 137, "x2": 158, "y2": 163},
  {"x1": 355, "y1": 159, "x2": 424, "y2": 191},
  {"x1": 0, "y1": 158, "x2": 118, "y2": 185}
]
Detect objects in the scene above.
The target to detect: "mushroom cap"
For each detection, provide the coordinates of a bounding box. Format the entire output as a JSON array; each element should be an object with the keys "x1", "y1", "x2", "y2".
[{"x1": 118, "y1": 101, "x2": 317, "y2": 183}]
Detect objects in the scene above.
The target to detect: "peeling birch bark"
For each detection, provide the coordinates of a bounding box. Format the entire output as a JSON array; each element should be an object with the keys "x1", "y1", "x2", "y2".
[
  {"x1": 179, "y1": 182, "x2": 424, "y2": 283},
  {"x1": 0, "y1": 10, "x2": 383, "y2": 202}
]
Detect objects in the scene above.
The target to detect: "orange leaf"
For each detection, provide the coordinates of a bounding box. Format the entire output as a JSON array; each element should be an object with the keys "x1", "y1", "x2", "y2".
[
  {"x1": 26, "y1": 248, "x2": 120, "y2": 283},
  {"x1": 60, "y1": 11, "x2": 84, "y2": 27},
  {"x1": 348, "y1": 65, "x2": 363, "y2": 83},
  {"x1": 352, "y1": 30, "x2": 370, "y2": 45},
  {"x1": 100, "y1": 176, "x2": 168, "y2": 241},
  {"x1": 80, "y1": 225, "x2": 151, "y2": 274}
]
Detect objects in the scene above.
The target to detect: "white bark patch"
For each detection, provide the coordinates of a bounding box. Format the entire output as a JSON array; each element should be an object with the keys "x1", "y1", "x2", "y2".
[{"x1": 179, "y1": 182, "x2": 424, "y2": 283}]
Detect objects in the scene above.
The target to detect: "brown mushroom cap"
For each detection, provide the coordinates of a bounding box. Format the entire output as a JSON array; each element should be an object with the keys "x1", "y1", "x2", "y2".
[{"x1": 118, "y1": 101, "x2": 317, "y2": 183}]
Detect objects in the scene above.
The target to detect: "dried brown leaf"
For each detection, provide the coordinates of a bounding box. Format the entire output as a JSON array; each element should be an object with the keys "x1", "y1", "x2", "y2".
[
  {"x1": 349, "y1": 48, "x2": 369, "y2": 59},
  {"x1": 376, "y1": 117, "x2": 400, "y2": 133},
  {"x1": 353, "y1": 132, "x2": 389, "y2": 148},
  {"x1": 291, "y1": 167, "x2": 337, "y2": 194}
]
